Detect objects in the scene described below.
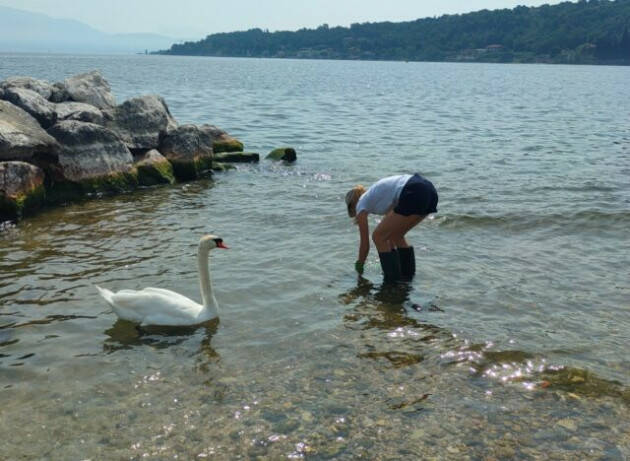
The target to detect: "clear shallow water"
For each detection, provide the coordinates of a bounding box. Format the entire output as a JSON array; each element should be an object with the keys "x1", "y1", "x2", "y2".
[{"x1": 1, "y1": 55, "x2": 629, "y2": 459}]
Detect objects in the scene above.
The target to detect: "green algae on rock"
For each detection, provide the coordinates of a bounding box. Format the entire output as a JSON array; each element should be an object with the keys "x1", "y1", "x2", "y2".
[
  {"x1": 0, "y1": 161, "x2": 46, "y2": 221},
  {"x1": 134, "y1": 150, "x2": 175, "y2": 186},
  {"x1": 266, "y1": 147, "x2": 297, "y2": 163},
  {"x1": 46, "y1": 170, "x2": 139, "y2": 204}
]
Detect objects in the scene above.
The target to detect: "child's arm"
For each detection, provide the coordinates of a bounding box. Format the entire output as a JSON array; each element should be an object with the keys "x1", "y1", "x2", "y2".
[{"x1": 355, "y1": 212, "x2": 370, "y2": 273}]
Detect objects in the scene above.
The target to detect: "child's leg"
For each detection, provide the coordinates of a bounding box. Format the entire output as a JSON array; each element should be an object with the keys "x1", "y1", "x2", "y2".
[
  {"x1": 373, "y1": 213, "x2": 424, "y2": 282},
  {"x1": 372, "y1": 212, "x2": 423, "y2": 252}
]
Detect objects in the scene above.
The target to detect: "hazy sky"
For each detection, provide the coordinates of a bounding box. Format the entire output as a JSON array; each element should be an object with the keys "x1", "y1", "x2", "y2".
[{"x1": 0, "y1": 0, "x2": 565, "y2": 39}]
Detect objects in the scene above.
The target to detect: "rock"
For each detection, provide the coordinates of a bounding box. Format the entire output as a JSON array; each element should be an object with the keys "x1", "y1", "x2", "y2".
[
  {"x1": 54, "y1": 102, "x2": 104, "y2": 125},
  {"x1": 266, "y1": 147, "x2": 297, "y2": 163},
  {"x1": 213, "y1": 152, "x2": 259, "y2": 163},
  {"x1": 211, "y1": 162, "x2": 236, "y2": 172},
  {"x1": 45, "y1": 120, "x2": 137, "y2": 202},
  {"x1": 159, "y1": 124, "x2": 212, "y2": 180},
  {"x1": 557, "y1": 418, "x2": 578, "y2": 432},
  {"x1": 1, "y1": 87, "x2": 57, "y2": 128},
  {"x1": 0, "y1": 100, "x2": 59, "y2": 161},
  {"x1": 109, "y1": 95, "x2": 177, "y2": 150},
  {"x1": 1, "y1": 76, "x2": 53, "y2": 100},
  {"x1": 63, "y1": 71, "x2": 116, "y2": 109},
  {"x1": 0, "y1": 161, "x2": 46, "y2": 221},
  {"x1": 49, "y1": 82, "x2": 70, "y2": 103},
  {"x1": 134, "y1": 149, "x2": 175, "y2": 186},
  {"x1": 199, "y1": 124, "x2": 244, "y2": 153}
]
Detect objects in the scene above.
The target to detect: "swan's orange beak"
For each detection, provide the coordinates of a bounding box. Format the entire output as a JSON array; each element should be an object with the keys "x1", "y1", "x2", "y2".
[{"x1": 216, "y1": 241, "x2": 229, "y2": 249}]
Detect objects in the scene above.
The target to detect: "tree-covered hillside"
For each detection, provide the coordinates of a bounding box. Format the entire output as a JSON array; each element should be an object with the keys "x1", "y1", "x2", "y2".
[{"x1": 159, "y1": 0, "x2": 630, "y2": 65}]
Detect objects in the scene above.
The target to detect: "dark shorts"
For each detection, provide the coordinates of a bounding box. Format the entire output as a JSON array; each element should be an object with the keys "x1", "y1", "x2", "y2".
[{"x1": 394, "y1": 173, "x2": 438, "y2": 216}]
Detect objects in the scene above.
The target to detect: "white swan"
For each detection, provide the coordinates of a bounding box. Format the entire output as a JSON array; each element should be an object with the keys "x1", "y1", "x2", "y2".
[{"x1": 95, "y1": 234, "x2": 228, "y2": 326}]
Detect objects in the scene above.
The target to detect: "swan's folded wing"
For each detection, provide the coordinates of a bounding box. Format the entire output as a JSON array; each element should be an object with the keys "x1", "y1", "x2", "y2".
[{"x1": 109, "y1": 288, "x2": 202, "y2": 325}]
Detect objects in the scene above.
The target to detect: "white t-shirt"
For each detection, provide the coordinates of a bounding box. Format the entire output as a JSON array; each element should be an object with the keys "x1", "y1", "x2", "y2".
[{"x1": 356, "y1": 174, "x2": 412, "y2": 216}]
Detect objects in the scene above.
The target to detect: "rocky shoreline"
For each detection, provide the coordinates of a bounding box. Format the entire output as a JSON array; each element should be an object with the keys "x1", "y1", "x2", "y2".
[{"x1": 0, "y1": 70, "x2": 294, "y2": 224}]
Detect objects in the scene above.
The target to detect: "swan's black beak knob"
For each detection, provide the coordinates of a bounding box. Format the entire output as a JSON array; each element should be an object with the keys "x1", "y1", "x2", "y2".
[{"x1": 214, "y1": 238, "x2": 229, "y2": 249}]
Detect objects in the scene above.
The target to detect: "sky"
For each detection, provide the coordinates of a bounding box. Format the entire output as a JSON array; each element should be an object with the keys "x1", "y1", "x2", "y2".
[{"x1": 0, "y1": 0, "x2": 566, "y2": 39}]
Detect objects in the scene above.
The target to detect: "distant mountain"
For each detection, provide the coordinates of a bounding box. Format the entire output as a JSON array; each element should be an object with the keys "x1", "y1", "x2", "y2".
[
  {"x1": 0, "y1": 5, "x2": 180, "y2": 54},
  {"x1": 158, "y1": 0, "x2": 630, "y2": 65}
]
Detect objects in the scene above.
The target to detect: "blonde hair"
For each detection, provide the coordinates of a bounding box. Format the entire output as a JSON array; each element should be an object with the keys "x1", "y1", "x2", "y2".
[{"x1": 345, "y1": 185, "x2": 366, "y2": 220}]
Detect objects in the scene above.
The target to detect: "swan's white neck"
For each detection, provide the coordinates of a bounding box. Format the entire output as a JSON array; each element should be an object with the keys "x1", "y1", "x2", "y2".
[{"x1": 198, "y1": 244, "x2": 219, "y2": 316}]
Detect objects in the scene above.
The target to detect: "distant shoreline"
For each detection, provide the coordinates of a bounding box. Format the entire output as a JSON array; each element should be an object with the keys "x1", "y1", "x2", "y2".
[
  {"x1": 155, "y1": 0, "x2": 630, "y2": 68},
  {"x1": 152, "y1": 53, "x2": 630, "y2": 67}
]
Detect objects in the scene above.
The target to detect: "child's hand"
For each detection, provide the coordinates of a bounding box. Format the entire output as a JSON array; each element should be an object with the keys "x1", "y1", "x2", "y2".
[{"x1": 355, "y1": 260, "x2": 364, "y2": 275}]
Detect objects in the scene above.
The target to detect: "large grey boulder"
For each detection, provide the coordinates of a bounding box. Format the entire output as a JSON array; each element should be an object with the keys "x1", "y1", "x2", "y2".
[
  {"x1": 1, "y1": 87, "x2": 57, "y2": 128},
  {"x1": 109, "y1": 95, "x2": 177, "y2": 150},
  {"x1": 159, "y1": 124, "x2": 212, "y2": 180},
  {"x1": 0, "y1": 161, "x2": 46, "y2": 221},
  {"x1": 63, "y1": 71, "x2": 116, "y2": 109},
  {"x1": 45, "y1": 121, "x2": 137, "y2": 202},
  {"x1": 0, "y1": 100, "x2": 59, "y2": 161},
  {"x1": 1, "y1": 77, "x2": 53, "y2": 100},
  {"x1": 199, "y1": 124, "x2": 244, "y2": 153},
  {"x1": 55, "y1": 102, "x2": 105, "y2": 125}
]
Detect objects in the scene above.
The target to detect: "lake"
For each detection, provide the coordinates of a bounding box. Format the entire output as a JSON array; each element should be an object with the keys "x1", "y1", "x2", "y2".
[{"x1": 1, "y1": 54, "x2": 629, "y2": 459}]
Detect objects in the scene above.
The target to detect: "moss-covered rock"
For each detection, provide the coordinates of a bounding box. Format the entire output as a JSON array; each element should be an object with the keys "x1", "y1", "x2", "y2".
[
  {"x1": 168, "y1": 156, "x2": 214, "y2": 182},
  {"x1": 213, "y1": 139, "x2": 244, "y2": 153},
  {"x1": 0, "y1": 161, "x2": 46, "y2": 221},
  {"x1": 46, "y1": 170, "x2": 139, "y2": 205},
  {"x1": 134, "y1": 149, "x2": 175, "y2": 186},
  {"x1": 198, "y1": 124, "x2": 244, "y2": 153},
  {"x1": 213, "y1": 152, "x2": 259, "y2": 163},
  {"x1": 266, "y1": 147, "x2": 297, "y2": 163},
  {"x1": 159, "y1": 125, "x2": 214, "y2": 181}
]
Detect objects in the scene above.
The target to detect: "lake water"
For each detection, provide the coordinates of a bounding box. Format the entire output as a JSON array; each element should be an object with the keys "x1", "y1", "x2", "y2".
[{"x1": 1, "y1": 54, "x2": 629, "y2": 459}]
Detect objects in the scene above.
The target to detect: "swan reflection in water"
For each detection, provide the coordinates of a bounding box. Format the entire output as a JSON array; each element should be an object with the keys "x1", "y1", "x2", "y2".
[{"x1": 103, "y1": 318, "x2": 220, "y2": 366}]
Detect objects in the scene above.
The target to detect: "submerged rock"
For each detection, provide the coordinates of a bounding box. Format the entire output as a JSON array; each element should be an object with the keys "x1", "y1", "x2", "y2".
[
  {"x1": 63, "y1": 71, "x2": 116, "y2": 109},
  {"x1": 54, "y1": 102, "x2": 105, "y2": 125},
  {"x1": 0, "y1": 100, "x2": 59, "y2": 161},
  {"x1": 211, "y1": 162, "x2": 236, "y2": 172},
  {"x1": 0, "y1": 161, "x2": 46, "y2": 221},
  {"x1": 109, "y1": 95, "x2": 177, "y2": 150},
  {"x1": 159, "y1": 124, "x2": 213, "y2": 180},
  {"x1": 266, "y1": 147, "x2": 297, "y2": 163},
  {"x1": 45, "y1": 120, "x2": 137, "y2": 202},
  {"x1": 134, "y1": 149, "x2": 175, "y2": 186},
  {"x1": 1, "y1": 76, "x2": 54, "y2": 100},
  {"x1": 1, "y1": 87, "x2": 57, "y2": 128}
]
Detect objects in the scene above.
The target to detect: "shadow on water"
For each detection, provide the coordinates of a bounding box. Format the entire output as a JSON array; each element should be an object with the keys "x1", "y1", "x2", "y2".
[
  {"x1": 338, "y1": 278, "x2": 630, "y2": 404},
  {"x1": 103, "y1": 318, "x2": 220, "y2": 360},
  {"x1": 338, "y1": 278, "x2": 454, "y2": 369}
]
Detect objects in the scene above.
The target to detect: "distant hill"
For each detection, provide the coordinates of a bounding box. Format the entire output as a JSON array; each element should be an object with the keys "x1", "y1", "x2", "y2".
[
  {"x1": 158, "y1": 0, "x2": 630, "y2": 65},
  {"x1": 0, "y1": 5, "x2": 179, "y2": 54}
]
